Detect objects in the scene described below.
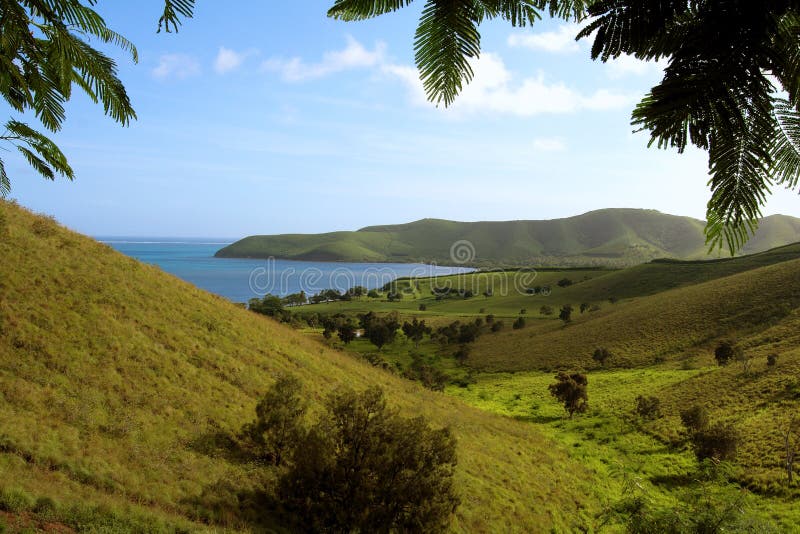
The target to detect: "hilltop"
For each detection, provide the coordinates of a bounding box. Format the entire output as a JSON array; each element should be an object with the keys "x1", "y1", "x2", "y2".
[
  {"x1": 215, "y1": 208, "x2": 800, "y2": 266},
  {"x1": 0, "y1": 200, "x2": 601, "y2": 532}
]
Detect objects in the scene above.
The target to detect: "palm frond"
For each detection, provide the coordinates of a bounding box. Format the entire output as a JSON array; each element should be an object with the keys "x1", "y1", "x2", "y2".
[
  {"x1": 328, "y1": 0, "x2": 415, "y2": 21},
  {"x1": 158, "y1": 0, "x2": 195, "y2": 33},
  {"x1": 414, "y1": 0, "x2": 481, "y2": 107},
  {"x1": 771, "y1": 98, "x2": 800, "y2": 189},
  {"x1": 0, "y1": 159, "x2": 9, "y2": 197}
]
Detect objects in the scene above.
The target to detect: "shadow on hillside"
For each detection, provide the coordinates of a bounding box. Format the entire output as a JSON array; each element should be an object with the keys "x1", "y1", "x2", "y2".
[
  {"x1": 513, "y1": 414, "x2": 564, "y2": 424},
  {"x1": 649, "y1": 472, "x2": 697, "y2": 489},
  {"x1": 181, "y1": 478, "x2": 288, "y2": 533}
]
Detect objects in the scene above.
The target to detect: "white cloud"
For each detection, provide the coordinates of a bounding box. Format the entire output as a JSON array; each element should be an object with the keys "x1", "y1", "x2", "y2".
[
  {"x1": 606, "y1": 55, "x2": 667, "y2": 79},
  {"x1": 214, "y1": 47, "x2": 247, "y2": 74},
  {"x1": 532, "y1": 137, "x2": 566, "y2": 152},
  {"x1": 507, "y1": 24, "x2": 583, "y2": 53},
  {"x1": 387, "y1": 52, "x2": 635, "y2": 117},
  {"x1": 152, "y1": 54, "x2": 201, "y2": 80},
  {"x1": 262, "y1": 36, "x2": 386, "y2": 81}
]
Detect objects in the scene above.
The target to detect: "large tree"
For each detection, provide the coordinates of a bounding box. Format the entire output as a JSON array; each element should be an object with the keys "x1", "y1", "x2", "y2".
[
  {"x1": 0, "y1": 0, "x2": 194, "y2": 195},
  {"x1": 327, "y1": 0, "x2": 800, "y2": 253}
]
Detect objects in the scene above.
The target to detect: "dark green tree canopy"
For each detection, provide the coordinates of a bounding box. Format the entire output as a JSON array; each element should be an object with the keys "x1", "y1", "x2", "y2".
[
  {"x1": 0, "y1": 0, "x2": 194, "y2": 196},
  {"x1": 327, "y1": 0, "x2": 800, "y2": 253}
]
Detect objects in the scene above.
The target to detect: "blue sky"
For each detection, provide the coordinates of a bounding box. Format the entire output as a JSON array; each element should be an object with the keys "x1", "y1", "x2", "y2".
[{"x1": 3, "y1": 2, "x2": 798, "y2": 238}]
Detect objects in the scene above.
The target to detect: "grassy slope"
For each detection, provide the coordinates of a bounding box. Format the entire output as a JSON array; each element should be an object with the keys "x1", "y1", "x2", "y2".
[
  {"x1": 216, "y1": 209, "x2": 800, "y2": 266},
  {"x1": 467, "y1": 259, "x2": 800, "y2": 371},
  {"x1": 0, "y1": 201, "x2": 602, "y2": 532}
]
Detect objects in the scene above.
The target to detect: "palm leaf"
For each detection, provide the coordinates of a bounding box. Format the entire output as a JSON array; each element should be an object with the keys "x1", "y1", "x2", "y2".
[
  {"x1": 328, "y1": 0, "x2": 416, "y2": 21},
  {"x1": 771, "y1": 98, "x2": 800, "y2": 189},
  {"x1": 158, "y1": 0, "x2": 196, "y2": 33}
]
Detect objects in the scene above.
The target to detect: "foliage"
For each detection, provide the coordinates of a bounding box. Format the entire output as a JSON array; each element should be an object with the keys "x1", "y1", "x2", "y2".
[
  {"x1": 242, "y1": 374, "x2": 307, "y2": 466},
  {"x1": 592, "y1": 347, "x2": 612, "y2": 366},
  {"x1": 559, "y1": 304, "x2": 573, "y2": 324},
  {"x1": 512, "y1": 316, "x2": 525, "y2": 330},
  {"x1": 714, "y1": 340, "x2": 740, "y2": 366},
  {"x1": 277, "y1": 386, "x2": 459, "y2": 533},
  {"x1": 540, "y1": 305, "x2": 554, "y2": 316},
  {"x1": 402, "y1": 317, "x2": 431, "y2": 348},
  {"x1": 248, "y1": 294, "x2": 288, "y2": 321},
  {"x1": 557, "y1": 278, "x2": 573, "y2": 287},
  {"x1": 549, "y1": 371, "x2": 588, "y2": 418},
  {"x1": 691, "y1": 423, "x2": 739, "y2": 462},
  {"x1": 767, "y1": 353, "x2": 778, "y2": 367},
  {"x1": 680, "y1": 405, "x2": 710, "y2": 434},
  {"x1": 633, "y1": 395, "x2": 662, "y2": 420},
  {"x1": 337, "y1": 322, "x2": 357, "y2": 344}
]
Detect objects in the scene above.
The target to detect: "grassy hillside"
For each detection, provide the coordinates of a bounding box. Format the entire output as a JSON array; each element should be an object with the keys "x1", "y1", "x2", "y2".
[
  {"x1": 216, "y1": 209, "x2": 800, "y2": 266},
  {"x1": 0, "y1": 200, "x2": 604, "y2": 532},
  {"x1": 467, "y1": 258, "x2": 800, "y2": 371}
]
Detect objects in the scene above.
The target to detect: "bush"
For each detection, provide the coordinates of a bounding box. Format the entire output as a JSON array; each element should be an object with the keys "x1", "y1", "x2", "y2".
[
  {"x1": 519, "y1": 308, "x2": 527, "y2": 315},
  {"x1": 557, "y1": 278, "x2": 573, "y2": 287},
  {"x1": 491, "y1": 321, "x2": 504, "y2": 332},
  {"x1": 559, "y1": 305, "x2": 573, "y2": 323},
  {"x1": 767, "y1": 353, "x2": 778, "y2": 367},
  {"x1": 549, "y1": 372, "x2": 588, "y2": 418},
  {"x1": 634, "y1": 395, "x2": 662, "y2": 420},
  {"x1": 539, "y1": 305, "x2": 553, "y2": 316},
  {"x1": 714, "y1": 340, "x2": 739, "y2": 366},
  {"x1": 278, "y1": 387, "x2": 459, "y2": 532},
  {"x1": 243, "y1": 374, "x2": 307, "y2": 466},
  {"x1": 592, "y1": 347, "x2": 612, "y2": 366},
  {"x1": 418, "y1": 303, "x2": 427, "y2": 311},
  {"x1": 367, "y1": 289, "x2": 380, "y2": 298},
  {"x1": 692, "y1": 423, "x2": 739, "y2": 462},
  {"x1": 680, "y1": 404, "x2": 709, "y2": 433},
  {"x1": 512, "y1": 317, "x2": 525, "y2": 330}
]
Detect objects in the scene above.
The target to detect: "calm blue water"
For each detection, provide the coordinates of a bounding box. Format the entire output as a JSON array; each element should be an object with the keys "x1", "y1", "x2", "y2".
[{"x1": 99, "y1": 237, "x2": 473, "y2": 303}]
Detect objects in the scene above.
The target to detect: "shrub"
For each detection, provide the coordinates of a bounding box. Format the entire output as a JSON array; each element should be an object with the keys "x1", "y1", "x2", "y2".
[
  {"x1": 549, "y1": 372, "x2": 588, "y2": 418},
  {"x1": 539, "y1": 305, "x2": 553, "y2": 316},
  {"x1": 367, "y1": 289, "x2": 380, "y2": 298},
  {"x1": 680, "y1": 405, "x2": 709, "y2": 433},
  {"x1": 491, "y1": 321, "x2": 504, "y2": 332},
  {"x1": 278, "y1": 387, "x2": 459, "y2": 532},
  {"x1": 767, "y1": 353, "x2": 778, "y2": 367},
  {"x1": 559, "y1": 305, "x2": 573, "y2": 324},
  {"x1": 634, "y1": 395, "x2": 662, "y2": 420},
  {"x1": 243, "y1": 374, "x2": 307, "y2": 466},
  {"x1": 592, "y1": 347, "x2": 612, "y2": 366},
  {"x1": 692, "y1": 423, "x2": 739, "y2": 462},
  {"x1": 580, "y1": 302, "x2": 589, "y2": 313},
  {"x1": 512, "y1": 317, "x2": 525, "y2": 330},
  {"x1": 485, "y1": 314, "x2": 494, "y2": 324},
  {"x1": 418, "y1": 303, "x2": 427, "y2": 311},
  {"x1": 714, "y1": 340, "x2": 738, "y2": 366},
  {"x1": 557, "y1": 278, "x2": 573, "y2": 287},
  {"x1": 519, "y1": 308, "x2": 527, "y2": 315},
  {"x1": 454, "y1": 344, "x2": 470, "y2": 364}
]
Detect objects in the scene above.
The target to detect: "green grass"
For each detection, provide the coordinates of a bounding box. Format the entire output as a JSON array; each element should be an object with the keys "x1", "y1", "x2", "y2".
[
  {"x1": 0, "y1": 200, "x2": 609, "y2": 532},
  {"x1": 217, "y1": 208, "x2": 800, "y2": 266}
]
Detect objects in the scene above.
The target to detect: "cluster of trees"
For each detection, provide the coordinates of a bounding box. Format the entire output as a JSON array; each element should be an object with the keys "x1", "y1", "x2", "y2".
[
  {"x1": 431, "y1": 287, "x2": 475, "y2": 300},
  {"x1": 240, "y1": 375, "x2": 459, "y2": 531},
  {"x1": 524, "y1": 285, "x2": 552, "y2": 295},
  {"x1": 680, "y1": 405, "x2": 739, "y2": 463},
  {"x1": 403, "y1": 353, "x2": 449, "y2": 392}
]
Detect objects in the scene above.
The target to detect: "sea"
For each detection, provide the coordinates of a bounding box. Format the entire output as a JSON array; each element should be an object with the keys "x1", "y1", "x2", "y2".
[{"x1": 99, "y1": 237, "x2": 473, "y2": 303}]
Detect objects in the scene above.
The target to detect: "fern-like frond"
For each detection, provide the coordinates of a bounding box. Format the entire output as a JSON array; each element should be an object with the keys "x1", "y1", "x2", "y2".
[
  {"x1": 158, "y1": 0, "x2": 196, "y2": 33},
  {"x1": 481, "y1": 1, "x2": 542, "y2": 27},
  {"x1": 328, "y1": 0, "x2": 415, "y2": 21},
  {"x1": 5, "y1": 119, "x2": 74, "y2": 180},
  {"x1": 414, "y1": 0, "x2": 481, "y2": 107},
  {"x1": 771, "y1": 98, "x2": 800, "y2": 189},
  {"x1": 0, "y1": 159, "x2": 9, "y2": 197}
]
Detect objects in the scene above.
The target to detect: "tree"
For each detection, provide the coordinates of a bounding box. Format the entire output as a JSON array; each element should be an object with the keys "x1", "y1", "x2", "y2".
[
  {"x1": 512, "y1": 316, "x2": 525, "y2": 330},
  {"x1": 580, "y1": 302, "x2": 589, "y2": 314},
  {"x1": 557, "y1": 278, "x2": 573, "y2": 288},
  {"x1": 367, "y1": 289, "x2": 380, "y2": 299},
  {"x1": 692, "y1": 423, "x2": 739, "y2": 462},
  {"x1": 714, "y1": 340, "x2": 739, "y2": 366},
  {"x1": 592, "y1": 347, "x2": 612, "y2": 366},
  {"x1": 559, "y1": 304, "x2": 573, "y2": 324},
  {"x1": 278, "y1": 386, "x2": 459, "y2": 532},
  {"x1": 491, "y1": 320, "x2": 504, "y2": 332},
  {"x1": 539, "y1": 305, "x2": 554, "y2": 316},
  {"x1": 548, "y1": 371, "x2": 588, "y2": 418},
  {"x1": 368, "y1": 322, "x2": 396, "y2": 350},
  {"x1": 327, "y1": 0, "x2": 800, "y2": 254},
  {"x1": 768, "y1": 353, "x2": 779, "y2": 367},
  {"x1": 402, "y1": 318, "x2": 431, "y2": 348},
  {"x1": 337, "y1": 323, "x2": 357, "y2": 344},
  {"x1": 0, "y1": 1, "x2": 196, "y2": 197},
  {"x1": 680, "y1": 404, "x2": 710, "y2": 434},
  {"x1": 243, "y1": 374, "x2": 307, "y2": 466}
]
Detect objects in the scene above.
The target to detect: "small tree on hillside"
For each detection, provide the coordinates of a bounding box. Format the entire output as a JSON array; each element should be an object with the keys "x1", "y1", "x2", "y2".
[
  {"x1": 559, "y1": 305, "x2": 573, "y2": 324},
  {"x1": 580, "y1": 302, "x2": 589, "y2": 314},
  {"x1": 512, "y1": 317, "x2": 525, "y2": 330},
  {"x1": 368, "y1": 322, "x2": 396, "y2": 351},
  {"x1": 337, "y1": 323, "x2": 357, "y2": 345},
  {"x1": 539, "y1": 305, "x2": 553, "y2": 316},
  {"x1": 680, "y1": 405, "x2": 710, "y2": 435},
  {"x1": 367, "y1": 289, "x2": 380, "y2": 298},
  {"x1": 244, "y1": 374, "x2": 307, "y2": 466},
  {"x1": 402, "y1": 318, "x2": 431, "y2": 348},
  {"x1": 714, "y1": 340, "x2": 739, "y2": 366},
  {"x1": 767, "y1": 353, "x2": 778, "y2": 367},
  {"x1": 278, "y1": 386, "x2": 459, "y2": 532},
  {"x1": 592, "y1": 347, "x2": 612, "y2": 367},
  {"x1": 634, "y1": 395, "x2": 662, "y2": 420},
  {"x1": 549, "y1": 372, "x2": 588, "y2": 418},
  {"x1": 692, "y1": 423, "x2": 739, "y2": 462}
]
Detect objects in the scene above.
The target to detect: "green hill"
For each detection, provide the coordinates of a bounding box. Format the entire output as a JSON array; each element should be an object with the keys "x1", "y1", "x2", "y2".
[
  {"x1": 216, "y1": 209, "x2": 800, "y2": 266},
  {"x1": 0, "y1": 200, "x2": 603, "y2": 532}
]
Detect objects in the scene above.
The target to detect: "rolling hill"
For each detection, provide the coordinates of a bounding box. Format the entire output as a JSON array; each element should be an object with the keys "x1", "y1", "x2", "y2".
[
  {"x1": 0, "y1": 200, "x2": 603, "y2": 532},
  {"x1": 215, "y1": 209, "x2": 800, "y2": 266}
]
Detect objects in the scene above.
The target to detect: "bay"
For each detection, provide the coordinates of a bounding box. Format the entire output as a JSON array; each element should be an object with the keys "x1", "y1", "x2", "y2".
[{"x1": 99, "y1": 237, "x2": 473, "y2": 303}]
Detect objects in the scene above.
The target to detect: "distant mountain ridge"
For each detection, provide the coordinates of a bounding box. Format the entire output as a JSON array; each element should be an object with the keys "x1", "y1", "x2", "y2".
[{"x1": 215, "y1": 208, "x2": 800, "y2": 266}]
